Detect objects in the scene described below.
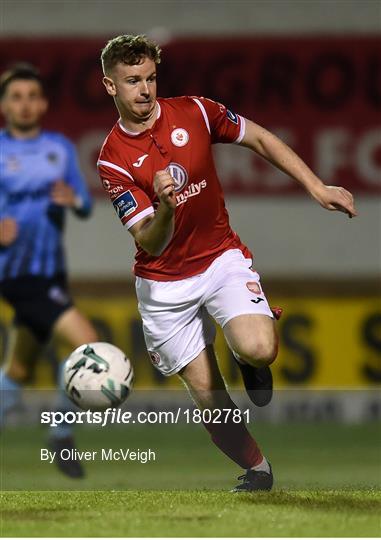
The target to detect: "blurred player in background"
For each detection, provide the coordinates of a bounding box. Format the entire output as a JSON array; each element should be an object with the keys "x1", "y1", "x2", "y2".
[
  {"x1": 0, "y1": 64, "x2": 98, "y2": 478},
  {"x1": 98, "y1": 35, "x2": 356, "y2": 491}
]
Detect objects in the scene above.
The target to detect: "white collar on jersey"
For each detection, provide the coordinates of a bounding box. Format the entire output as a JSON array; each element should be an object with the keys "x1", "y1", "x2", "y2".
[{"x1": 118, "y1": 101, "x2": 161, "y2": 136}]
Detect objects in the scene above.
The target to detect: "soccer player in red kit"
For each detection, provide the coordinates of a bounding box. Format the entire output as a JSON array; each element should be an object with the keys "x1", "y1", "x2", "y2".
[{"x1": 98, "y1": 35, "x2": 356, "y2": 491}]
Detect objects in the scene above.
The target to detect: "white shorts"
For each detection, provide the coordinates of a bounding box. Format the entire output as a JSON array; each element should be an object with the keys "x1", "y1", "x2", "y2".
[{"x1": 135, "y1": 249, "x2": 274, "y2": 376}]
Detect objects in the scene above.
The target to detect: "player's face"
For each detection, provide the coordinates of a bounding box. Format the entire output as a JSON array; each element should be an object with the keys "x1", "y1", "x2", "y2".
[
  {"x1": 0, "y1": 79, "x2": 47, "y2": 132},
  {"x1": 103, "y1": 57, "x2": 157, "y2": 123}
]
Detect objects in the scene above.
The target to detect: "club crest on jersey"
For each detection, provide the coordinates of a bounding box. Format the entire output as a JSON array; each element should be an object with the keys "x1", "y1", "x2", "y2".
[
  {"x1": 166, "y1": 162, "x2": 188, "y2": 192},
  {"x1": 112, "y1": 190, "x2": 138, "y2": 219},
  {"x1": 226, "y1": 109, "x2": 239, "y2": 125},
  {"x1": 170, "y1": 128, "x2": 189, "y2": 147},
  {"x1": 102, "y1": 178, "x2": 111, "y2": 190}
]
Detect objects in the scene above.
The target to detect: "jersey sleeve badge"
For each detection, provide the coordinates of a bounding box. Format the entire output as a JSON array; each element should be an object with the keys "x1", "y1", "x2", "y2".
[
  {"x1": 112, "y1": 190, "x2": 138, "y2": 220},
  {"x1": 226, "y1": 109, "x2": 239, "y2": 125}
]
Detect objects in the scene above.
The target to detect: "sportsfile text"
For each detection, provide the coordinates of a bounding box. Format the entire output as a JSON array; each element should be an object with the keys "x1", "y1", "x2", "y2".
[{"x1": 41, "y1": 407, "x2": 251, "y2": 427}]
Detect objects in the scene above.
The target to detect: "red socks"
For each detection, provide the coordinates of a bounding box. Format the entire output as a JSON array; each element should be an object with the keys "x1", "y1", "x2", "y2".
[{"x1": 202, "y1": 413, "x2": 263, "y2": 469}]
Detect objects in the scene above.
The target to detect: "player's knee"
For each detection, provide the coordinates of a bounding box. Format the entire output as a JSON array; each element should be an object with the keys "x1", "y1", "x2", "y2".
[
  {"x1": 255, "y1": 342, "x2": 278, "y2": 368},
  {"x1": 234, "y1": 339, "x2": 278, "y2": 368}
]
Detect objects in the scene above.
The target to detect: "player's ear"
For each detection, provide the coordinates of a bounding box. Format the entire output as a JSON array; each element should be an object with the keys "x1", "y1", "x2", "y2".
[{"x1": 103, "y1": 76, "x2": 116, "y2": 96}]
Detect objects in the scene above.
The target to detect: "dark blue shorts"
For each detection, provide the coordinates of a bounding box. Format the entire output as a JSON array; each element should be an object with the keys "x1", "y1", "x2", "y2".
[{"x1": 0, "y1": 273, "x2": 73, "y2": 343}]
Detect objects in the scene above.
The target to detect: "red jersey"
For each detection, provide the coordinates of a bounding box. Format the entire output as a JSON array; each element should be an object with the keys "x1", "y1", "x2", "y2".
[{"x1": 98, "y1": 96, "x2": 252, "y2": 281}]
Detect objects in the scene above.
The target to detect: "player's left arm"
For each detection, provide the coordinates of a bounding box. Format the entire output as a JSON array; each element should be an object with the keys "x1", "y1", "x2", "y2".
[
  {"x1": 51, "y1": 137, "x2": 93, "y2": 218},
  {"x1": 239, "y1": 119, "x2": 357, "y2": 218}
]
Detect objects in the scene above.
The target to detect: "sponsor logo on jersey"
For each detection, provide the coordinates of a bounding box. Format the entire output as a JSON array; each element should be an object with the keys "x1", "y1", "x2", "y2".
[
  {"x1": 170, "y1": 128, "x2": 189, "y2": 147},
  {"x1": 167, "y1": 162, "x2": 188, "y2": 192},
  {"x1": 226, "y1": 109, "x2": 239, "y2": 125},
  {"x1": 102, "y1": 178, "x2": 111, "y2": 190},
  {"x1": 133, "y1": 154, "x2": 149, "y2": 167},
  {"x1": 149, "y1": 351, "x2": 161, "y2": 366},
  {"x1": 246, "y1": 281, "x2": 262, "y2": 295},
  {"x1": 176, "y1": 180, "x2": 207, "y2": 206},
  {"x1": 112, "y1": 190, "x2": 138, "y2": 220}
]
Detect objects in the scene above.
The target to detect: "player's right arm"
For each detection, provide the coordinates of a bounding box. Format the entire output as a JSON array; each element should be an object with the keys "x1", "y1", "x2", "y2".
[
  {"x1": 129, "y1": 170, "x2": 176, "y2": 256},
  {"x1": 98, "y1": 157, "x2": 176, "y2": 256}
]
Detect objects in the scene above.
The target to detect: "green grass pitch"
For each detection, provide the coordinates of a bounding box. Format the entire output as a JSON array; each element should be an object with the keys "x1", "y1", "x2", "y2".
[{"x1": 1, "y1": 422, "x2": 380, "y2": 536}]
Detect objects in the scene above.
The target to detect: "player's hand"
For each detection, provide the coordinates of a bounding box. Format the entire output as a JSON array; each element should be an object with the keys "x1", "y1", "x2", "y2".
[
  {"x1": 51, "y1": 180, "x2": 77, "y2": 207},
  {"x1": 0, "y1": 217, "x2": 18, "y2": 246},
  {"x1": 153, "y1": 170, "x2": 177, "y2": 210},
  {"x1": 310, "y1": 184, "x2": 357, "y2": 218}
]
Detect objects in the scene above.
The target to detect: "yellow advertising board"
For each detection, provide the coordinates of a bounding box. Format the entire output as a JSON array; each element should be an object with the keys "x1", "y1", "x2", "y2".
[{"x1": 0, "y1": 296, "x2": 380, "y2": 389}]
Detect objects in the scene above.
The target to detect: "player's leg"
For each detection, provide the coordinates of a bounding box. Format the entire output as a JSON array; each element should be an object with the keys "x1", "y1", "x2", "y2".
[
  {"x1": 47, "y1": 304, "x2": 98, "y2": 478},
  {"x1": 136, "y1": 272, "x2": 272, "y2": 490},
  {"x1": 51, "y1": 305, "x2": 98, "y2": 420},
  {"x1": 50, "y1": 304, "x2": 98, "y2": 432},
  {"x1": 52, "y1": 305, "x2": 98, "y2": 348},
  {"x1": 21, "y1": 273, "x2": 98, "y2": 479},
  {"x1": 204, "y1": 249, "x2": 279, "y2": 407},
  {"x1": 178, "y1": 345, "x2": 273, "y2": 491},
  {"x1": 0, "y1": 324, "x2": 42, "y2": 425},
  {"x1": 0, "y1": 274, "x2": 94, "y2": 478},
  {"x1": 1, "y1": 277, "x2": 48, "y2": 423}
]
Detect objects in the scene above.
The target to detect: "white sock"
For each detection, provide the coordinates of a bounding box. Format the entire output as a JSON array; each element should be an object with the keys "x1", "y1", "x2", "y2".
[{"x1": 252, "y1": 456, "x2": 271, "y2": 474}]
